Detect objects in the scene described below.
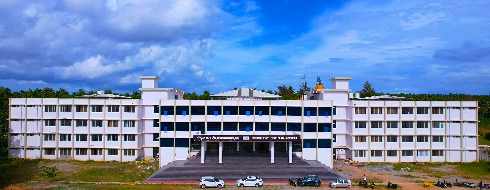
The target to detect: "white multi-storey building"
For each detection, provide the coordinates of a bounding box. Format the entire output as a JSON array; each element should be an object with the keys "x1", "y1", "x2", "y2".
[{"x1": 8, "y1": 76, "x2": 479, "y2": 168}]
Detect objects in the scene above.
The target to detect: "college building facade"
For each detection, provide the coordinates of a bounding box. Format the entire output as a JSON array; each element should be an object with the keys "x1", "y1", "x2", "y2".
[{"x1": 8, "y1": 76, "x2": 479, "y2": 168}]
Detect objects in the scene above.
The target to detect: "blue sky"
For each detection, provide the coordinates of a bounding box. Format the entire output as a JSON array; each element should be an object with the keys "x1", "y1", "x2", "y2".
[{"x1": 0, "y1": 0, "x2": 489, "y2": 95}]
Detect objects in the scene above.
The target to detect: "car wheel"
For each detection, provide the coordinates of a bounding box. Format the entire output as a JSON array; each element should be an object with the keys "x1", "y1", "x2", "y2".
[
  {"x1": 333, "y1": 185, "x2": 337, "y2": 188},
  {"x1": 217, "y1": 184, "x2": 222, "y2": 189},
  {"x1": 240, "y1": 184, "x2": 244, "y2": 187},
  {"x1": 348, "y1": 185, "x2": 352, "y2": 189},
  {"x1": 315, "y1": 183, "x2": 319, "y2": 187},
  {"x1": 201, "y1": 184, "x2": 206, "y2": 189},
  {"x1": 256, "y1": 183, "x2": 259, "y2": 187},
  {"x1": 301, "y1": 183, "x2": 305, "y2": 187}
]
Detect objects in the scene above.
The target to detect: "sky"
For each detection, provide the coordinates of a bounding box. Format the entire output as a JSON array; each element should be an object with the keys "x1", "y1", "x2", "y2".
[{"x1": 0, "y1": 0, "x2": 489, "y2": 95}]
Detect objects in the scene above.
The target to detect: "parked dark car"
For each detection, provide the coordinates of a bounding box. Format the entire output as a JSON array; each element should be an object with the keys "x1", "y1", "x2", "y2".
[
  {"x1": 297, "y1": 175, "x2": 322, "y2": 187},
  {"x1": 483, "y1": 184, "x2": 490, "y2": 189}
]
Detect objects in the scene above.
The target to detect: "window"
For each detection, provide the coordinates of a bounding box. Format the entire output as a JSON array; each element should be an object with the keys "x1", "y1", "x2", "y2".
[
  {"x1": 160, "y1": 122, "x2": 174, "y2": 131},
  {"x1": 91, "y1": 148, "x2": 103, "y2": 155},
  {"x1": 355, "y1": 121, "x2": 366, "y2": 128},
  {"x1": 75, "y1": 134, "x2": 87, "y2": 141},
  {"x1": 355, "y1": 150, "x2": 366, "y2": 157},
  {"x1": 371, "y1": 136, "x2": 382, "y2": 142},
  {"x1": 60, "y1": 148, "x2": 71, "y2": 155},
  {"x1": 76, "y1": 105, "x2": 87, "y2": 112},
  {"x1": 44, "y1": 134, "x2": 55, "y2": 141},
  {"x1": 292, "y1": 141, "x2": 302, "y2": 152},
  {"x1": 355, "y1": 107, "x2": 366, "y2": 114},
  {"x1": 160, "y1": 106, "x2": 174, "y2": 115},
  {"x1": 402, "y1": 121, "x2": 413, "y2": 128},
  {"x1": 206, "y1": 122, "x2": 221, "y2": 131},
  {"x1": 107, "y1": 105, "x2": 119, "y2": 112},
  {"x1": 386, "y1": 107, "x2": 398, "y2": 114},
  {"x1": 304, "y1": 107, "x2": 317, "y2": 116},
  {"x1": 287, "y1": 107, "x2": 302, "y2": 116},
  {"x1": 432, "y1": 136, "x2": 444, "y2": 142},
  {"x1": 11, "y1": 105, "x2": 20, "y2": 107},
  {"x1": 207, "y1": 106, "x2": 222, "y2": 115},
  {"x1": 175, "y1": 122, "x2": 189, "y2": 131},
  {"x1": 402, "y1": 150, "x2": 413, "y2": 156},
  {"x1": 191, "y1": 122, "x2": 205, "y2": 131},
  {"x1": 223, "y1": 106, "x2": 238, "y2": 115},
  {"x1": 45, "y1": 105, "x2": 56, "y2": 112},
  {"x1": 402, "y1": 136, "x2": 414, "y2": 142},
  {"x1": 355, "y1": 136, "x2": 366, "y2": 142},
  {"x1": 271, "y1": 106, "x2": 286, "y2": 116},
  {"x1": 318, "y1": 139, "x2": 332, "y2": 148},
  {"x1": 254, "y1": 106, "x2": 269, "y2": 115},
  {"x1": 191, "y1": 106, "x2": 205, "y2": 115},
  {"x1": 123, "y1": 120, "x2": 135, "y2": 127},
  {"x1": 417, "y1": 107, "x2": 429, "y2": 114},
  {"x1": 318, "y1": 123, "x2": 332, "y2": 132},
  {"x1": 432, "y1": 107, "x2": 444, "y2": 114},
  {"x1": 303, "y1": 123, "x2": 317, "y2": 132},
  {"x1": 124, "y1": 149, "x2": 135, "y2": 156},
  {"x1": 154, "y1": 105, "x2": 159, "y2": 113},
  {"x1": 107, "y1": 134, "x2": 119, "y2": 141},
  {"x1": 387, "y1": 121, "x2": 398, "y2": 128},
  {"x1": 107, "y1": 120, "x2": 118, "y2": 127},
  {"x1": 60, "y1": 105, "x2": 72, "y2": 112},
  {"x1": 432, "y1": 150, "x2": 444, "y2": 156},
  {"x1": 432, "y1": 121, "x2": 444, "y2": 128},
  {"x1": 402, "y1": 107, "x2": 413, "y2": 114},
  {"x1": 255, "y1": 122, "x2": 269, "y2": 131},
  {"x1": 91, "y1": 120, "x2": 102, "y2": 127},
  {"x1": 76, "y1": 120, "x2": 88, "y2": 127},
  {"x1": 124, "y1": 134, "x2": 136, "y2": 141},
  {"x1": 417, "y1": 150, "x2": 429, "y2": 156},
  {"x1": 271, "y1": 123, "x2": 286, "y2": 131},
  {"x1": 124, "y1": 105, "x2": 135, "y2": 113},
  {"x1": 371, "y1": 150, "x2": 382, "y2": 157},
  {"x1": 417, "y1": 121, "x2": 429, "y2": 128},
  {"x1": 153, "y1": 133, "x2": 159, "y2": 141},
  {"x1": 44, "y1": 119, "x2": 56, "y2": 126},
  {"x1": 370, "y1": 121, "x2": 382, "y2": 128},
  {"x1": 287, "y1": 123, "x2": 301, "y2": 131},
  {"x1": 318, "y1": 107, "x2": 332, "y2": 116},
  {"x1": 417, "y1": 136, "x2": 429, "y2": 142},
  {"x1": 60, "y1": 119, "x2": 72, "y2": 126},
  {"x1": 387, "y1": 150, "x2": 397, "y2": 157},
  {"x1": 60, "y1": 134, "x2": 71, "y2": 141},
  {"x1": 91, "y1": 134, "x2": 102, "y2": 141},
  {"x1": 303, "y1": 139, "x2": 317, "y2": 148},
  {"x1": 175, "y1": 138, "x2": 189, "y2": 147},
  {"x1": 387, "y1": 136, "x2": 398, "y2": 142},
  {"x1": 44, "y1": 148, "x2": 55, "y2": 155},
  {"x1": 75, "y1": 148, "x2": 88, "y2": 155},
  {"x1": 108, "y1": 149, "x2": 118, "y2": 155},
  {"x1": 371, "y1": 107, "x2": 382, "y2": 114},
  {"x1": 223, "y1": 122, "x2": 238, "y2": 131},
  {"x1": 160, "y1": 138, "x2": 174, "y2": 147},
  {"x1": 239, "y1": 122, "x2": 253, "y2": 131},
  {"x1": 176, "y1": 106, "x2": 189, "y2": 115},
  {"x1": 91, "y1": 105, "x2": 103, "y2": 112},
  {"x1": 239, "y1": 106, "x2": 254, "y2": 115}
]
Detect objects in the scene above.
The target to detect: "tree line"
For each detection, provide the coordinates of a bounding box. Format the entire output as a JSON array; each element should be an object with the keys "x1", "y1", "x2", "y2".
[{"x1": 1, "y1": 79, "x2": 489, "y2": 158}]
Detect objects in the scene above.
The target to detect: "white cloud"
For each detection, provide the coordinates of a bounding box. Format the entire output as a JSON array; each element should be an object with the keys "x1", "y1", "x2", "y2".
[
  {"x1": 400, "y1": 12, "x2": 446, "y2": 30},
  {"x1": 244, "y1": 1, "x2": 260, "y2": 12},
  {"x1": 105, "y1": 0, "x2": 117, "y2": 11},
  {"x1": 230, "y1": 2, "x2": 241, "y2": 7},
  {"x1": 207, "y1": 77, "x2": 214, "y2": 82},
  {"x1": 196, "y1": 70, "x2": 203, "y2": 76},
  {"x1": 120, "y1": 73, "x2": 142, "y2": 84},
  {"x1": 17, "y1": 80, "x2": 47, "y2": 85},
  {"x1": 61, "y1": 55, "x2": 120, "y2": 79}
]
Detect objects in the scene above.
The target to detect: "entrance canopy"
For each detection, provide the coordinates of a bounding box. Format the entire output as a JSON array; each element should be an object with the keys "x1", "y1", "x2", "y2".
[{"x1": 193, "y1": 135, "x2": 301, "y2": 142}]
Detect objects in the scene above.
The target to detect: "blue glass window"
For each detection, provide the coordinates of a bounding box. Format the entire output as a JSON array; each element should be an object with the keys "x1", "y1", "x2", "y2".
[
  {"x1": 333, "y1": 106, "x2": 337, "y2": 115},
  {"x1": 287, "y1": 107, "x2": 302, "y2": 116},
  {"x1": 223, "y1": 122, "x2": 238, "y2": 131},
  {"x1": 318, "y1": 139, "x2": 332, "y2": 148},
  {"x1": 318, "y1": 123, "x2": 332, "y2": 132},
  {"x1": 304, "y1": 107, "x2": 317, "y2": 116},
  {"x1": 160, "y1": 138, "x2": 173, "y2": 147},
  {"x1": 239, "y1": 122, "x2": 253, "y2": 131},
  {"x1": 154, "y1": 105, "x2": 159, "y2": 113},
  {"x1": 255, "y1": 122, "x2": 269, "y2": 131},
  {"x1": 153, "y1": 133, "x2": 159, "y2": 141},
  {"x1": 239, "y1": 106, "x2": 254, "y2": 115},
  {"x1": 303, "y1": 123, "x2": 317, "y2": 132},
  {"x1": 160, "y1": 106, "x2": 174, "y2": 115},
  {"x1": 207, "y1": 106, "x2": 222, "y2": 115},
  {"x1": 191, "y1": 122, "x2": 205, "y2": 131},
  {"x1": 318, "y1": 107, "x2": 332, "y2": 116},
  {"x1": 153, "y1": 119, "x2": 159, "y2": 127},
  {"x1": 271, "y1": 123, "x2": 286, "y2": 131},
  {"x1": 255, "y1": 106, "x2": 269, "y2": 115},
  {"x1": 175, "y1": 122, "x2": 189, "y2": 131},
  {"x1": 223, "y1": 106, "x2": 238, "y2": 115},
  {"x1": 271, "y1": 106, "x2": 286, "y2": 116},
  {"x1": 160, "y1": 122, "x2": 174, "y2": 131},
  {"x1": 333, "y1": 120, "x2": 337, "y2": 128},
  {"x1": 333, "y1": 134, "x2": 336, "y2": 142},
  {"x1": 191, "y1": 106, "x2": 205, "y2": 115},
  {"x1": 207, "y1": 122, "x2": 221, "y2": 131},
  {"x1": 287, "y1": 123, "x2": 301, "y2": 131},
  {"x1": 303, "y1": 139, "x2": 317, "y2": 148},
  {"x1": 175, "y1": 138, "x2": 189, "y2": 147},
  {"x1": 176, "y1": 106, "x2": 189, "y2": 116}
]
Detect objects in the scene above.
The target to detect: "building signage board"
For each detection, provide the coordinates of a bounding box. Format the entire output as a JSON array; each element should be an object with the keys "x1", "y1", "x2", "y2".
[{"x1": 193, "y1": 135, "x2": 301, "y2": 142}]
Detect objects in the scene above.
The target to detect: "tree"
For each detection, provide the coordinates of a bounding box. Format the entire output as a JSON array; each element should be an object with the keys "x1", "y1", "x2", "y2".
[
  {"x1": 277, "y1": 85, "x2": 297, "y2": 100},
  {"x1": 300, "y1": 75, "x2": 310, "y2": 93},
  {"x1": 485, "y1": 132, "x2": 490, "y2": 140},
  {"x1": 359, "y1": 81, "x2": 376, "y2": 98},
  {"x1": 38, "y1": 166, "x2": 60, "y2": 182},
  {"x1": 316, "y1": 76, "x2": 323, "y2": 85}
]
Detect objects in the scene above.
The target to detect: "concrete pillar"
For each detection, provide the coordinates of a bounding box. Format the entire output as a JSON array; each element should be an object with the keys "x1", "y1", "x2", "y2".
[
  {"x1": 219, "y1": 141, "x2": 223, "y2": 164},
  {"x1": 289, "y1": 141, "x2": 293, "y2": 164},
  {"x1": 201, "y1": 141, "x2": 205, "y2": 164},
  {"x1": 270, "y1": 142, "x2": 275, "y2": 164},
  {"x1": 237, "y1": 142, "x2": 239, "y2": 152},
  {"x1": 253, "y1": 142, "x2": 255, "y2": 152}
]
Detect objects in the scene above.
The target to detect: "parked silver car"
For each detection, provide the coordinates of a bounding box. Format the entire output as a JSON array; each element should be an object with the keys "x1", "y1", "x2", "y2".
[
  {"x1": 329, "y1": 178, "x2": 352, "y2": 188},
  {"x1": 200, "y1": 176, "x2": 225, "y2": 189},
  {"x1": 237, "y1": 176, "x2": 263, "y2": 187}
]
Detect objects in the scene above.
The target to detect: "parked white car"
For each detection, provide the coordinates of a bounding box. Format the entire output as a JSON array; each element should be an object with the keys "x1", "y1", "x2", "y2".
[
  {"x1": 200, "y1": 176, "x2": 225, "y2": 189},
  {"x1": 237, "y1": 176, "x2": 263, "y2": 187}
]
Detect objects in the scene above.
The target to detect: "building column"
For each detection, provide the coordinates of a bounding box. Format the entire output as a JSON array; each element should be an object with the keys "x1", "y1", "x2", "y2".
[
  {"x1": 270, "y1": 142, "x2": 275, "y2": 164},
  {"x1": 253, "y1": 142, "x2": 255, "y2": 152},
  {"x1": 219, "y1": 141, "x2": 223, "y2": 164},
  {"x1": 289, "y1": 141, "x2": 293, "y2": 164},
  {"x1": 237, "y1": 142, "x2": 239, "y2": 152},
  {"x1": 201, "y1": 141, "x2": 205, "y2": 164}
]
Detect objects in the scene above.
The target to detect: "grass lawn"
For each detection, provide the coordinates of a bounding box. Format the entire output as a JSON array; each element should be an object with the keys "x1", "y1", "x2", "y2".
[
  {"x1": 0, "y1": 158, "x2": 157, "y2": 189},
  {"x1": 479, "y1": 137, "x2": 490, "y2": 145},
  {"x1": 45, "y1": 183, "x2": 294, "y2": 190},
  {"x1": 455, "y1": 161, "x2": 490, "y2": 180}
]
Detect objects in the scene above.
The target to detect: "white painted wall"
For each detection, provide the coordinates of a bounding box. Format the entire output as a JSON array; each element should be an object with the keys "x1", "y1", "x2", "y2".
[
  {"x1": 317, "y1": 148, "x2": 332, "y2": 167},
  {"x1": 160, "y1": 147, "x2": 175, "y2": 167},
  {"x1": 302, "y1": 148, "x2": 316, "y2": 160},
  {"x1": 175, "y1": 147, "x2": 189, "y2": 160}
]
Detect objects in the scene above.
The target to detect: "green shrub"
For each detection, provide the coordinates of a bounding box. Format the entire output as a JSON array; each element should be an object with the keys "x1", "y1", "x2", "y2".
[
  {"x1": 485, "y1": 132, "x2": 490, "y2": 140},
  {"x1": 38, "y1": 166, "x2": 60, "y2": 180}
]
